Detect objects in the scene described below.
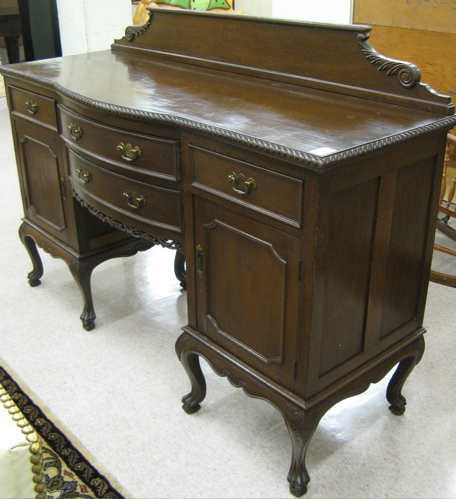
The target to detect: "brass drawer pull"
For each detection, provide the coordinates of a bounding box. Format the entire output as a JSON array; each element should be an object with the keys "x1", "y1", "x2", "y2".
[
  {"x1": 24, "y1": 100, "x2": 39, "y2": 115},
  {"x1": 117, "y1": 142, "x2": 142, "y2": 162},
  {"x1": 123, "y1": 190, "x2": 146, "y2": 209},
  {"x1": 76, "y1": 168, "x2": 91, "y2": 184},
  {"x1": 228, "y1": 172, "x2": 257, "y2": 195},
  {"x1": 68, "y1": 123, "x2": 83, "y2": 141}
]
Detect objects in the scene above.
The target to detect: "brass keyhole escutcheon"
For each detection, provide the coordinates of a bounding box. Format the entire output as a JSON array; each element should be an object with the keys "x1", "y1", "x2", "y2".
[
  {"x1": 196, "y1": 245, "x2": 204, "y2": 275},
  {"x1": 117, "y1": 142, "x2": 142, "y2": 162},
  {"x1": 228, "y1": 172, "x2": 257, "y2": 195},
  {"x1": 123, "y1": 190, "x2": 146, "y2": 209}
]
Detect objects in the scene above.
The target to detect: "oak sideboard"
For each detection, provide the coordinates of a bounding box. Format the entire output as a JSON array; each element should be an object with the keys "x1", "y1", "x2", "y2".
[{"x1": 1, "y1": 8, "x2": 455, "y2": 496}]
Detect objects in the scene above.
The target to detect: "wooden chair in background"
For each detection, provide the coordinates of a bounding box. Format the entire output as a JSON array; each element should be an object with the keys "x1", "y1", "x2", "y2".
[
  {"x1": 134, "y1": 0, "x2": 243, "y2": 25},
  {"x1": 430, "y1": 133, "x2": 456, "y2": 287}
]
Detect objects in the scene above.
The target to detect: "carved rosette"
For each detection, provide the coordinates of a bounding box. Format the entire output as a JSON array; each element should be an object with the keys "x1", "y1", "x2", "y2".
[{"x1": 358, "y1": 33, "x2": 421, "y2": 89}]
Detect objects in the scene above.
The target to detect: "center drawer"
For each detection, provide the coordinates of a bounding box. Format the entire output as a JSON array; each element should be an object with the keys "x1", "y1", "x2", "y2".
[
  {"x1": 60, "y1": 106, "x2": 180, "y2": 181},
  {"x1": 68, "y1": 150, "x2": 182, "y2": 236}
]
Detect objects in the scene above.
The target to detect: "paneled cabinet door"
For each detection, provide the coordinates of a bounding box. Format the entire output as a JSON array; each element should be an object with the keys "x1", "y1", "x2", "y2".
[
  {"x1": 194, "y1": 197, "x2": 301, "y2": 389},
  {"x1": 14, "y1": 120, "x2": 72, "y2": 245}
]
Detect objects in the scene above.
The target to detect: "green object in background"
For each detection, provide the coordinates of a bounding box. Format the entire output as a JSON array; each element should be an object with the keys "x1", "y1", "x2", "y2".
[
  {"x1": 194, "y1": 0, "x2": 231, "y2": 9},
  {"x1": 155, "y1": 0, "x2": 231, "y2": 10},
  {"x1": 155, "y1": 0, "x2": 187, "y2": 8}
]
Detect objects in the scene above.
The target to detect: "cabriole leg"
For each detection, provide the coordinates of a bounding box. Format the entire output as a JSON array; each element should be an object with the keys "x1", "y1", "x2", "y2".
[
  {"x1": 283, "y1": 405, "x2": 324, "y2": 497},
  {"x1": 69, "y1": 258, "x2": 96, "y2": 331},
  {"x1": 19, "y1": 223, "x2": 43, "y2": 287},
  {"x1": 175, "y1": 333, "x2": 207, "y2": 414},
  {"x1": 174, "y1": 250, "x2": 186, "y2": 289},
  {"x1": 387, "y1": 336, "x2": 425, "y2": 415}
]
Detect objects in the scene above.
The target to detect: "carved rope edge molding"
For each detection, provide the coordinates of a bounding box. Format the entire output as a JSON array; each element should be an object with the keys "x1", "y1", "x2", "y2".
[
  {"x1": 358, "y1": 33, "x2": 421, "y2": 89},
  {"x1": 1, "y1": 66, "x2": 456, "y2": 169},
  {"x1": 73, "y1": 191, "x2": 181, "y2": 249}
]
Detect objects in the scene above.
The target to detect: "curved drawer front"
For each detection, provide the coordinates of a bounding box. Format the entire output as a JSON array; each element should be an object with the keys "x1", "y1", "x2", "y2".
[
  {"x1": 190, "y1": 145, "x2": 303, "y2": 228},
  {"x1": 68, "y1": 150, "x2": 182, "y2": 235},
  {"x1": 60, "y1": 106, "x2": 179, "y2": 181},
  {"x1": 9, "y1": 85, "x2": 57, "y2": 130}
]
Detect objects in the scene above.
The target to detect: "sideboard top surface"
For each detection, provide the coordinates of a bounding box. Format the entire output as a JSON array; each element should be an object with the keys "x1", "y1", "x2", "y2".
[{"x1": 1, "y1": 8, "x2": 455, "y2": 169}]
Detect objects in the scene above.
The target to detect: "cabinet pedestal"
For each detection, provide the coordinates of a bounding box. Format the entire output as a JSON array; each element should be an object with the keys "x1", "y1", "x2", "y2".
[{"x1": 176, "y1": 327, "x2": 425, "y2": 497}]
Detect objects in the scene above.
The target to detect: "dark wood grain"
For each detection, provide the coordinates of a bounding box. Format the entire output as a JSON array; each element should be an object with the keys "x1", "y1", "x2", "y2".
[
  {"x1": 1, "y1": 9, "x2": 455, "y2": 496},
  {"x1": 68, "y1": 149, "x2": 183, "y2": 237},
  {"x1": 190, "y1": 144, "x2": 303, "y2": 227},
  {"x1": 60, "y1": 105, "x2": 180, "y2": 182},
  {"x1": 9, "y1": 85, "x2": 58, "y2": 130},
  {"x1": 2, "y1": 50, "x2": 454, "y2": 167}
]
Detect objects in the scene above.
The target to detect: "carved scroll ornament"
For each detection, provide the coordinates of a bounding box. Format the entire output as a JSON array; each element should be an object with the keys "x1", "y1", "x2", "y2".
[{"x1": 358, "y1": 33, "x2": 421, "y2": 89}]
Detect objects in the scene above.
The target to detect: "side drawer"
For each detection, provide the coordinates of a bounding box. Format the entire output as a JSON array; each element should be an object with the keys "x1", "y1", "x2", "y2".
[
  {"x1": 60, "y1": 106, "x2": 180, "y2": 181},
  {"x1": 190, "y1": 145, "x2": 303, "y2": 228},
  {"x1": 9, "y1": 85, "x2": 57, "y2": 130},
  {"x1": 68, "y1": 150, "x2": 182, "y2": 235}
]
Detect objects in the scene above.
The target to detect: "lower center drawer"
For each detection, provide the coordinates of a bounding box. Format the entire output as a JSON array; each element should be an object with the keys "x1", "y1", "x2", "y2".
[{"x1": 68, "y1": 150, "x2": 182, "y2": 236}]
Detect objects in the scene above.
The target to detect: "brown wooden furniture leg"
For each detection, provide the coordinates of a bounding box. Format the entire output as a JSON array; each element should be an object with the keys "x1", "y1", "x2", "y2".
[
  {"x1": 173, "y1": 249, "x2": 186, "y2": 289},
  {"x1": 282, "y1": 405, "x2": 324, "y2": 496},
  {"x1": 68, "y1": 257, "x2": 97, "y2": 331},
  {"x1": 387, "y1": 336, "x2": 425, "y2": 415},
  {"x1": 176, "y1": 328, "x2": 426, "y2": 497},
  {"x1": 175, "y1": 328, "x2": 326, "y2": 496},
  {"x1": 18, "y1": 221, "x2": 155, "y2": 330},
  {"x1": 67, "y1": 239, "x2": 157, "y2": 330},
  {"x1": 175, "y1": 334, "x2": 206, "y2": 414},
  {"x1": 19, "y1": 222, "x2": 44, "y2": 287}
]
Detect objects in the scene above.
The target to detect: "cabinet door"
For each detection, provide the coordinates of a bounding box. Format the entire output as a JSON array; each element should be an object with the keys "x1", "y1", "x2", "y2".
[
  {"x1": 194, "y1": 197, "x2": 301, "y2": 389},
  {"x1": 14, "y1": 120, "x2": 72, "y2": 245}
]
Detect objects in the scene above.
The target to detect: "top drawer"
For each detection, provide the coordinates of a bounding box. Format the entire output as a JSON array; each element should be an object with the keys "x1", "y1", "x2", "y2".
[
  {"x1": 59, "y1": 106, "x2": 180, "y2": 181},
  {"x1": 190, "y1": 145, "x2": 303, "y2": 228},
  {"x1": 9, "y1": 86, "x2": 57, "y2": 130}
]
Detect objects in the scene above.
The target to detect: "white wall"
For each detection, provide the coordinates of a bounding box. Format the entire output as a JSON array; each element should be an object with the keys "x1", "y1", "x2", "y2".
[
  {"x1": 235, "y1": 0, "x2": 272, "y2": 17},
  {"x1": 56, "y1": 0, "x2": 132, "y2": 56},
  {"x1": 56, "y1": 0, "x2": 354, "y2": 56},
  {"x1": 237, "y1": 0, "x2": 353, "y2": 24},
  {"x1": 272, "y1": 0, "x2": 353, "y2": 25}
]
